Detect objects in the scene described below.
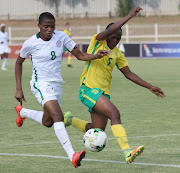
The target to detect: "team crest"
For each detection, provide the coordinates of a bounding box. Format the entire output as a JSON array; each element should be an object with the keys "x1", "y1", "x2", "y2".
[
  {"x1": 109, "y1": 50, "x2": 113, "y2": 54},
  {"x1": 46, "y1": 87, "x2": 54, "y2": 94},
  {"x1": 91, "y1": 89, "x2": 99, "y2": 94},
  {"x1": 56, "y1": 40, "x2": 62, "y2": 47}
]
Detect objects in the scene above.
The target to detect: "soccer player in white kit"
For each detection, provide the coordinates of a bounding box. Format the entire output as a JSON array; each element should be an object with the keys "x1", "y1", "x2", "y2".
[
  {"x1": 0, "y1": 24, "x2": 9, "y2": 70},
  {"x1": 14, "y1": 12, "x2": 108, "y2": 168}
]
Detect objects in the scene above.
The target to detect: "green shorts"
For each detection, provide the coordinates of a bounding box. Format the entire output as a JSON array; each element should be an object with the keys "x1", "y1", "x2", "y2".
[{"x1": 79, "y1": 84, "x2": 110, "y2": 112}]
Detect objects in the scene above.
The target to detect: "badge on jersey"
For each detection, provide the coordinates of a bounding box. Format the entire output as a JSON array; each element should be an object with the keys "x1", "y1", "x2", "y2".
[
  {"x1": 46, "y1": 87, "x2": 54, "y2": 94},
  {"x1": 56, "y1": 40, "x2": 62, "y2": 48},
  {"x1": 109, "y1": 50, "x2": 113, "y2": 54}
]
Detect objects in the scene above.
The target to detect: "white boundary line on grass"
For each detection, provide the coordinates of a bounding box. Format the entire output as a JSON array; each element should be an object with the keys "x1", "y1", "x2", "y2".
[
  {"x1": 7, "y1": 133, "x2": 180, "y2": 146},
  {"x1": 0, "y1": 153, "x2": 180, "y2": 168},
  {"x1": 113, "y1": 133, "x2": 180, "y2": 139}
]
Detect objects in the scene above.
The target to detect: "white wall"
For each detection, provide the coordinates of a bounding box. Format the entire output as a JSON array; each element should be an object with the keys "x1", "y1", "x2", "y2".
[
  {"x1": 133, "y1": 0, "x2": 180, "y2": 16},
  {"x1": 0, "y1": 0, "x2": 117, "y2": 19},
  {"x1": 0, "y1": 0, "x2": 179, "y2": 20}
]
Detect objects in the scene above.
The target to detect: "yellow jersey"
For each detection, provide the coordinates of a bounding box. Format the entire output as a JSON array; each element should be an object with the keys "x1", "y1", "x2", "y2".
[
  {"x1": 63, "y1": 29, "x2": 71, "y2": 37},
  {"x1": 80, "y1": 34, "x2": 128, "y2": 95}
]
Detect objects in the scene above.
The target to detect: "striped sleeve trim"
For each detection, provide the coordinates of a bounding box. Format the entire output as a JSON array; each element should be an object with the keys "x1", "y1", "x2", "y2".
[{"x1": 82, "y1": 40, "x2": 99, "y2": 84}]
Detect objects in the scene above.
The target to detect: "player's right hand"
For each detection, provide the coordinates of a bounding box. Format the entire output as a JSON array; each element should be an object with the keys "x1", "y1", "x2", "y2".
[
  {"x1": 149, "y1": 86, "x2": 165, "y2": 98},
  {"x1": 95, "y1": 50, "x2": 108, "y2": 59},
  {"x1": 129, "y1": 6, "x2": 142, "y2": 17},
  {"x1": 15, "y1": 90, "x2": 26, "y2": 106}
]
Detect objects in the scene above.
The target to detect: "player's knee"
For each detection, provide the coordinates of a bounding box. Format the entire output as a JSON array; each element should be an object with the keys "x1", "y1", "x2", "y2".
[
  {"x1": 43, "y1": 121, "x2": 53, "y2": 128},
  {"x1": 109, "y1": 109, "x2": 121, "y2": 122},
  {"x1": 46, "y1": 123, "x2": 53, "y2": 128},
  {"x1": 50, "y1": 111, "x2": 64, "y2": 122},
  {"x1": 42, "y1": 118, "x2": 54, "y2": 127}
]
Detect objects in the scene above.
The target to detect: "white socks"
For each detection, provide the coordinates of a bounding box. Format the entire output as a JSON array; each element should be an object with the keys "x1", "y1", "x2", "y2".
[
  {"x1": 20, "y1": 109, "x2": 75, "y2": 161},
  {"x1": 54, "y1": 122, "x2": 75, "y2": 161},
  {"x1": 1, "y1": 58, "x2": 8, "y2": 69},
  {"x1": 20, "y1": 108, "x2": 43, "y2": 124}
]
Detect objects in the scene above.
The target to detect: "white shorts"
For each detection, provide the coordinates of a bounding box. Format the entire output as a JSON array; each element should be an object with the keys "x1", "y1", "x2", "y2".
[
  {"x1": 0, "y1": 45, "x2": 9, "y2": 54},
  {"x1": 30, "y1": 80, "x2": 63, "y2": 107}
]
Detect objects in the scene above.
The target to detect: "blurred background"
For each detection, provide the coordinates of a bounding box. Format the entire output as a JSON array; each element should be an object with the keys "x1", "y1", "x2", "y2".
[{"x1": 0, "y1": 0, "x2": 180, "y2": 58}]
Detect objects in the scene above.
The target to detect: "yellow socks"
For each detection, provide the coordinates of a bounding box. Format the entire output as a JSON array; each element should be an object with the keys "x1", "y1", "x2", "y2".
[
  {"x1": 71, "y1": 117, "x2": 88, "y2": 133},
  {"x1": 68, "y1": 56, "x2": 72, "y2": 65},
  {"x1": 111, "y1": 124, "x2": 130, "y2": 151}
]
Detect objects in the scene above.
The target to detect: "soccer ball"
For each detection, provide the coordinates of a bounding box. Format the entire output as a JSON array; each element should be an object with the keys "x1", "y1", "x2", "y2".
[{"x1": 83, "y1": 128, "x2": 108, "y2": 152}]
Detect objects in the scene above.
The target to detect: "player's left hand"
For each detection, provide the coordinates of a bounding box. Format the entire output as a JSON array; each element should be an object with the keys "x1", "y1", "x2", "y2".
[
  {"x1": 129, "y1": 6, "x2": 143, "y2": 18},
  {"x1": 15, "y1": 90, "x2": 26, "y2": 105},
  {"x1": 149, "y1": 86, "x2": 165, "y2": 98},
  {"x1": 95, "y1": 50, "x2": 108, "y2": 59}
]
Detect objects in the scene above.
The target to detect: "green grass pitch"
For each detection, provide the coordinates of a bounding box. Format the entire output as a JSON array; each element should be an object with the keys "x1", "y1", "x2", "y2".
[{"x1": 0, "y1": 58, "x2": 180, "y2": 173}]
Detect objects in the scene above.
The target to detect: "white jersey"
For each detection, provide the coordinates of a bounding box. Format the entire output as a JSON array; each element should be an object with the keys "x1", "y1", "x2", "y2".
[
  {"x1": 0, "y1": 31, "x2": 8, "y2": 46},
  {"x1": 20, "y1": 30, "x2": 76, "y2": 82}
]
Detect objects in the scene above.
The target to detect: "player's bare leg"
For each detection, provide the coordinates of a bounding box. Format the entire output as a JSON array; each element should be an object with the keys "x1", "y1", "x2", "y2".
[
  {"x1": 93, "y1": 95, "x2": 121, "y2": 125},
  {"x1": 87, "y1": 112, "x2": 108, "y2": 131},
  {"x1": 92, "y1": 95, "x2": 144, "y2": 163},
  {"x1": 44, "y1": 100, "x2": 85, "y2": 168},
  {"x1": 64, "y1": 94, "x2": 144, "y2": 163}
]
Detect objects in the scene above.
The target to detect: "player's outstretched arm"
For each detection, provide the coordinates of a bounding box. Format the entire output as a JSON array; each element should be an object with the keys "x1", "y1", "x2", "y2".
[
  {"x1": 149, "y1": 86, "x2": 165, "y2": 98},
  {"x1": 120, "y1": 66, "x2": 165, "y2": 98},
  {"x1": 15, "y1": 56, "x2": 26, "y2": 105},
  {"x1": 96, "y1": 6, "x2": 142, "y2": 41},
  {"x1": 71, "y1": 47, "x2": 108, "y2": 61}
]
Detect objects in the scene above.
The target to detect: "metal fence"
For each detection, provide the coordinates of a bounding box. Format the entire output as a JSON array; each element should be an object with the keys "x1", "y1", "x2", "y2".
[
  {"x1": 8, "y1": 24, "x2": 180, "y2": 45},
  {"x1": 0, "y1": 0, "x2": 180, "y2": 20}
]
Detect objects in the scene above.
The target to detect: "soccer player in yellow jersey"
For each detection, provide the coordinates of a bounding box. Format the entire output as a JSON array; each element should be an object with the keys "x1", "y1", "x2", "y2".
[
  {"x1": 63, "y1": 22, "x2": 73, "y2": 67},
  {"x1": 65, "y1": 6, "x2": 165, "y2": 163}
]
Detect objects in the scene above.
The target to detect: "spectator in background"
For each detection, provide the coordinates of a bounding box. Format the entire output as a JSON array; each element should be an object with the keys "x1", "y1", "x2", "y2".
[
  {"x1": 63, "y1": 23, "x2": 73, "y2": 67},
  {"x1": 0, "y1": 24, "x2": 9, "y2": 70}
]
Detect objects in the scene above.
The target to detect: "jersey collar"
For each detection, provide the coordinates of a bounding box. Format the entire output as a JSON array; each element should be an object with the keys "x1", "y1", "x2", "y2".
[
  {"x1": 36, "y1": 32, "x2": 55, "y2": 39},
  {"x1": 36, "y1": 32, "x2": 40, "y2": 39}
]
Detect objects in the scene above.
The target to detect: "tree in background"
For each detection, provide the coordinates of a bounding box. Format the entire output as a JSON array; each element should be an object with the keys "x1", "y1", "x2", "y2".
[
  {"x1": 117, "y1": 0, "x2": 133, "y2": 17},
  {"x1": 37, "y1": 0, "x2": 61, "y2": 18}
]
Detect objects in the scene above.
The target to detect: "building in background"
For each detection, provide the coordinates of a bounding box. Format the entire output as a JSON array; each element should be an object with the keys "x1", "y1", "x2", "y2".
[{"x1": 1, "y1": 0, "x2": 180, "y2": 59}]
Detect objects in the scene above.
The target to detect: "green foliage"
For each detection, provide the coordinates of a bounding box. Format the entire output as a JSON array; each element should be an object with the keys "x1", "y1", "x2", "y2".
[{"x1": 117, "y1": 0, "x2": 133, "y2": 17}]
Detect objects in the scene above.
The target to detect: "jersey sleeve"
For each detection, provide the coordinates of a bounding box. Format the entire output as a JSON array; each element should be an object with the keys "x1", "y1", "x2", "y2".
[
  {"x1": 63, "y1": 34, "x2": 76, "y2": 52},
  {"x1": 116, "y1": 51, "x2": 128, "y2": 69},
  {"x1": 20, "y1": 39, "x2": 32, "y2": 58}
]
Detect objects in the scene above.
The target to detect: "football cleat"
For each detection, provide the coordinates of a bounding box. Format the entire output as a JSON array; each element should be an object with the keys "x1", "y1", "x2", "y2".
[
  {"x1": 1, "y1": 67, "x2": 7, "y2": 71},
  {"x1": 72, "y1": 150, "x2": 86, "y2": 168},
  {"x1": 125, "y1": 145, "x2": 145, "y2": 163},
  {"x1": 64, "y1": 111, "x2": 73, "y2": 127},
  {"x1": 15, "y1": 105, "x2": 25, "y2": 127}
]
